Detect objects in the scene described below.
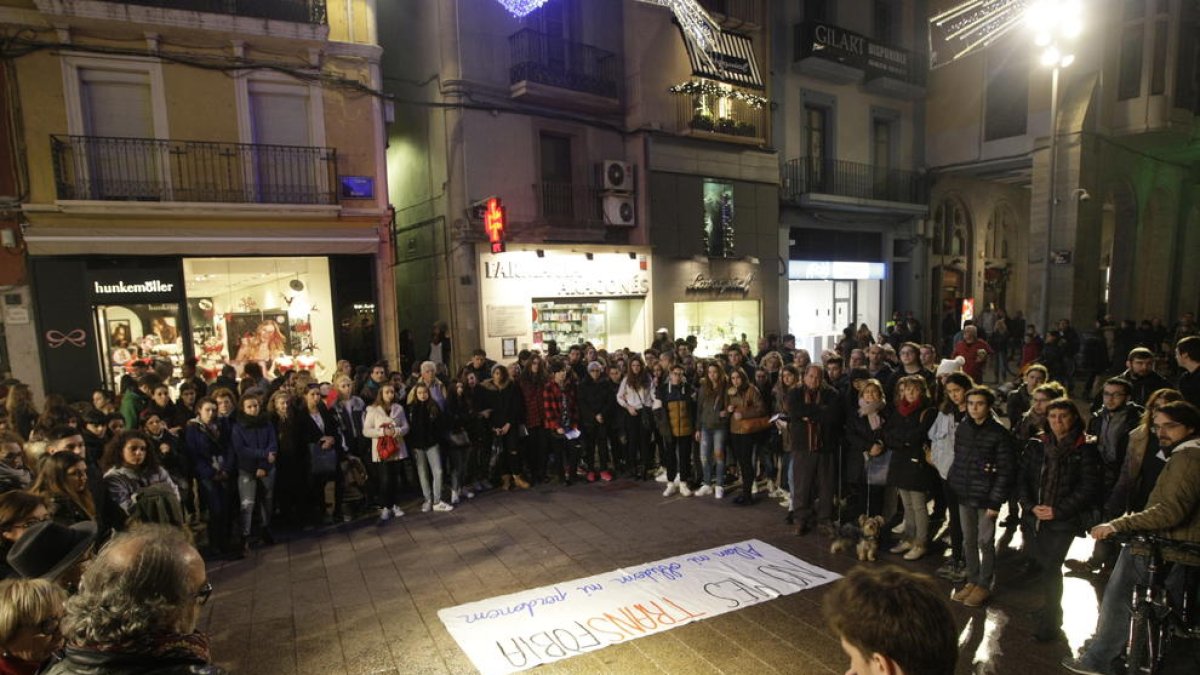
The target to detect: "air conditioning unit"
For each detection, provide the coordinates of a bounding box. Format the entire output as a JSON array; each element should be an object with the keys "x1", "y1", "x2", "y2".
[
  {"x1": 600, "y1": 160, "x2": 634, "y2": 192},
  {"x1": 603, "y1": 194, "x2": 635, "y2": 226}
]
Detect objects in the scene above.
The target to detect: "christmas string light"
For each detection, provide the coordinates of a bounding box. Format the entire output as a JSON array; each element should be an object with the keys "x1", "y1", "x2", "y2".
[
  {"x1": 668, "y1": 80, "x2": 768, "y2": 108},
  {"x1": 495, "y1": 0, "x2": 552, "y2": 17}
]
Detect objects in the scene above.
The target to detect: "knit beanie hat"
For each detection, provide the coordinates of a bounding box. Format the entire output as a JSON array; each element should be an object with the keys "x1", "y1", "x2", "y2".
[{"x1": 936, "y1": 356, "x2": 966, "y2": 377}]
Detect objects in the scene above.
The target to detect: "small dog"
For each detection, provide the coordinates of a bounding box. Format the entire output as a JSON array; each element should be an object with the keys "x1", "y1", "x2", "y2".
[{"x1": 830, "y1": 515, "x2": 885, "y2": 562}]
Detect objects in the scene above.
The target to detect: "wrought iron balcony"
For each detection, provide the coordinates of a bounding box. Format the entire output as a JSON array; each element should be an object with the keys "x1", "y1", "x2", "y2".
[
  {"x1": 51, "y1": 135, "x2": 338, "y2": 205},
  {"x1": 93, "y1": 0, "x2": 327, "y2": 24},
  {"x1": 782, "y1": 157, "x2": 925, "y2": 204},
  {"x1": 509, "y1": 29, "x2": 621, "y2": 102},
  {"x1": 697, "y1": 0, "x2": 764, "y2": 28},
  {"x1": 534, "y1": 181, "x2": 603, "y2": 224}
]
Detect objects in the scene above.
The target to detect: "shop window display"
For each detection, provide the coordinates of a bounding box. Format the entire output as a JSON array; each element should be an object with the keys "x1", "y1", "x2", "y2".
[
  {"x1": 674, "y1": 300, "x2": 760, "y2": 357},
  {"x1": 183, "y1": 257, "x2": 335, "y2": 381},
  {"x1": 702, "y1": 180, "x2": 735, "y2": 258},
  {"x1": 96, "y1": 303, "x2": 185, "y2": 391}
]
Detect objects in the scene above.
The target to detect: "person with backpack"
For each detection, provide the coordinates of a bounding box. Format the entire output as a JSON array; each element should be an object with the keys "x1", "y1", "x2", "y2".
[
  {"x1": 230, "y1": 395, "x2": 277, "y2": 557},
  {"x1": 100, "y1": 430, "x2": 181, "y2": 532}
]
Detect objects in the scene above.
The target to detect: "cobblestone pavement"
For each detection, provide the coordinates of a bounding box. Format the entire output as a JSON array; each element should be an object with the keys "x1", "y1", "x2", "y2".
[{"x1": 200, "y1": 479, "x2": 1107, "y2": 674}]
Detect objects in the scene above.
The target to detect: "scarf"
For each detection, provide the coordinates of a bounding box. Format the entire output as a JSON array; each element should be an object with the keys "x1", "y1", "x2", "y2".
[
  {"x1": 858, "y1": 398, "x2": 884, "y2": 430},
  {"x1": 804, "y1": 388, "x2": 822, "y2": 453},
  {"x1": 896, "y1": 396, "x2": 923, "y2": 418},
  {"x1": 1039, "y1": 430, "x2": 1081, "y2": 509},
  {"x1": 75, "y1": 631, "x2": 212, "y2": 664}
]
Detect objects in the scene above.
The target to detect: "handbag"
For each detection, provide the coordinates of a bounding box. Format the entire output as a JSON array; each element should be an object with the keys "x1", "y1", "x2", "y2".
[
  {"x1": 639, "y1": 408, "x2": 654, "y2": 433},
  {"x1": 377, "y1": 433, "x2": 400, "y2": 461},
  {"x1": 731, "y1": 416, "x2": 772, "y2": 435},
  {"x1": 309, "y1": 441, "x2": 337, "y2": 475},
  {"x1": 865, "y1": 450, "x2": 893, "y2": 487}
]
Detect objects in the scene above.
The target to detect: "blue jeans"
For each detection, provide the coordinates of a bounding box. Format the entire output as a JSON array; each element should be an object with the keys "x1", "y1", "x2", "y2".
[
  {"x1": 698, "y1": 428, "x2": 727, "y2": 486},
  {"x1": 1078, "y1": 546, "x2": 1193, "y2": 674},
  {"x1": 237, "y1": 469, "x2": 274, "y2": 537},
  {"x1": 413, "y1": 445, "x2": 444, "y2": 504},
  {"x1": 959, "y1": 506, "x2": 998, "y2": 587}
]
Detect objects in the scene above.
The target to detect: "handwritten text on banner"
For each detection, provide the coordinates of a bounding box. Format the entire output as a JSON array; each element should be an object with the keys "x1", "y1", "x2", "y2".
[{"x1": 437, "y1": 539, "x2": 840, "y2": 674}]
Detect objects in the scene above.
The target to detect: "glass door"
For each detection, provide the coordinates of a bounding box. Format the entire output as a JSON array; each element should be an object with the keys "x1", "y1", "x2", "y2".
[{"x1": 833, "y1": 280, "x2": 854, "y2": 333}]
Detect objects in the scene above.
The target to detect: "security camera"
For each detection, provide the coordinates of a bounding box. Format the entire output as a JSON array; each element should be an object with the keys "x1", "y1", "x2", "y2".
[{"x1": 1072, "y1": 188, "x2": 1091, "y2": 202}]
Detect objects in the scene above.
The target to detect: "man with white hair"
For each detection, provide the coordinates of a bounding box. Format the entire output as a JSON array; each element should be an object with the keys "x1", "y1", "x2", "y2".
[{"x1": 44, "y1": 525, "x2": 223, "y2": 674}]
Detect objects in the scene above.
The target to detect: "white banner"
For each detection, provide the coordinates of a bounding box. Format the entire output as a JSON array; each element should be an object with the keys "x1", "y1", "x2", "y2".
[{"x1": 438, "y1": 539, "x2": 840, "y2": 674}]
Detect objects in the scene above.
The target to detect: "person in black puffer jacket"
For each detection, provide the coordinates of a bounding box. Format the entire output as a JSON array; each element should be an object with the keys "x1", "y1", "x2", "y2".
[
  {"x1": 230, "y1": 395, "x2": 277, "y2": 556},
  {"x1": 480, "y1": 365, "x2": 528, "y2": 490},
  {"x1": 1017, "y1": 399, "x2": 1102, "y2": 642},
  {"x1": 947, "y1": 387, "x2": 1016, "y2": 608}
]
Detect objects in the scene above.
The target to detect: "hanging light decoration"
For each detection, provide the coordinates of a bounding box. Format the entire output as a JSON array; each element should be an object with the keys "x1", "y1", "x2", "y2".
[{"x1": 495, "y1": 0, "x2": 719, "y2": 65}]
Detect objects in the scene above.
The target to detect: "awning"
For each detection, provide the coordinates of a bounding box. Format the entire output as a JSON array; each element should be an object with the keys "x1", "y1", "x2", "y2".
[
  {"x1": 680, "y1": 28, "x2": 764, "y2": 90},
  {"x1": 23, "y1": 226, "x2": 382, "y2": 256}
]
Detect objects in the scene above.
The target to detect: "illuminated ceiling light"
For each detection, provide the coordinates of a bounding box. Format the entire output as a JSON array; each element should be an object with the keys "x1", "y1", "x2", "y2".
[
  {"x1": 1060, "y1": 53, "x2": 1075, "y2": 67},
  {"x1": 1034, "y1": 31, "x2": 1051, "y2": 46},
  {"x1": 1040, "y1": 45, "x2": 1060, "y2": 66}
]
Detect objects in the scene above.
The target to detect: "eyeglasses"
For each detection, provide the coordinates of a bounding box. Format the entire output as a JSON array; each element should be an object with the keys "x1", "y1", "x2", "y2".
[
  {"x1": 1150, "y1": 421, "x2": 1184, "y2": 433},
  {"x1": 195, "y1": 581, "x2": 213, "y2": 606}
]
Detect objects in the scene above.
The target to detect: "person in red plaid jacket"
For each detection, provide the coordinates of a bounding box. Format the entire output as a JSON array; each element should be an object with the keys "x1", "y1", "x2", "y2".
[{"x1": 544, "y1": 362, "x2": 581, "y2": 486}]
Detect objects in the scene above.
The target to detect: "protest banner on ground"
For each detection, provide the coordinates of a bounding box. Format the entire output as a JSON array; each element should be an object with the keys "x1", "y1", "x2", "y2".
[{"x1": 438, "y1": 539, "x2": 840, "y2": 674}]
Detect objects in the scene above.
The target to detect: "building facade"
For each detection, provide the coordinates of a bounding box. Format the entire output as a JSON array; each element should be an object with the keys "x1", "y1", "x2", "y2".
[
  {"x1": 383, "y1": 0, "x2": 779, "y2": 359},
  {"x1": 0, "y1": 0, "x2": 393, "y2": 400},
  {"x1": 774, "y1": 0, "x2": 931, "y2": 356},
  {"x1": 925, "y1": 0, "x2": 1200, "y2": 342}
]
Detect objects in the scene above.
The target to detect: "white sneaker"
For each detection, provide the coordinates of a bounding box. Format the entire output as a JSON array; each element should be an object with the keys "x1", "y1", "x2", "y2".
[
  {"x1": 779, "y1": 497, "x2": 792, "y2": 509},
  {"x1": 421, "y1": 501, "x2": 432, "y2": 513},
  {"x1": 694, "y1": 484, "x2": 713, "y2": 497},
  {"x1": 662, "y1": 481, "x2": 678, "y2": 497},
  {"x1": 450, "y1": 490, "x2": 460, "y2": 505},
  {"x1": 750, "y1": 481, "x2": 759, "y2": 495},
  {"x1": 769, "y1": 487, "x2": 787, "y2": 500},
  {"x1": 891, "y1": 521, "x2": 905, "y2": 534},
  {"x1": 655, "y1": 469, "x2": 668, "y2": 483},
  {"x1": 464, "y1": 489, "x2": 475, "y2": 499},
  {"x1": 433, "y1": 501, "x2": 454, "y2": 512},
  {"x1": 715, "y1": 485, "x2": 725, "y2": 499},
  {"x1": 391, "y1": 505, "x2": 404, "y2": 518},
  {"x1": 379, "y1": 507, "x2": 392, "y2": 522},
  {"x1": 678, "y1": 481, "x2": 693, "y2": 497}
]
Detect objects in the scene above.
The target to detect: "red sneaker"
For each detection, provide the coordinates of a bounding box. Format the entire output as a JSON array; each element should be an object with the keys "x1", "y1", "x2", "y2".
[
  {"x1": 586, "y1": 471, "x2": 597, "y2": 483},
  {"x1": 600, "y1": 470, "x2": 613, "y2": 482}
]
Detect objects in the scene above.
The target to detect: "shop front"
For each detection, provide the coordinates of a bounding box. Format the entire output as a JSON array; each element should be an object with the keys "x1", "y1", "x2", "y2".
[
  {"x1": 651, "y1": 257, "x2": 764, "y2": 357},
  {"x1": 787, "y1": 259, "x2": 886, "y2": 356},
  {"x1": 476, "y1": 245, "x2": 652, "y2": 358},
  {"x1": 30, "y1": 255, "x2": 379, "y2": 400}
]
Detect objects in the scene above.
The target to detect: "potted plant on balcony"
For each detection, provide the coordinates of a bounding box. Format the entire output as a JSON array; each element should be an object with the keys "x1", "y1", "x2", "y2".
[
  {"x1": 735, "y1": 121, "x2": 757, "y2": 138},
  {"x1": 690, "y1": 111, "x2": 715, "y2": 132},
  {"x1": 715, "y1": 117, "x2": 737, "y2": 135}
]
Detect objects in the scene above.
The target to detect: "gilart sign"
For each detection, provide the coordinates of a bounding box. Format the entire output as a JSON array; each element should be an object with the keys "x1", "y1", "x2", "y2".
[
  {"x1": 685, "y1": 273, "x2": 755, "y2": 296},
  {"x1": 481, "y1": 251, "x2": 649, "y2": 298},
  {"x1": 796, "y1": 21, "x2": 919, "y2": 83}
]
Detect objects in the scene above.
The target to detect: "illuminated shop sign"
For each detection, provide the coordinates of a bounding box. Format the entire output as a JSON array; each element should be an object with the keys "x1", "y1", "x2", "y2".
[{"x1": 788, "y1": 260, "x2": 886, "y2": 280}]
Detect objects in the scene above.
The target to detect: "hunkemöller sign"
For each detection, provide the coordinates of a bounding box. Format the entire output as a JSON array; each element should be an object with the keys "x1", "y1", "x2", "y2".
[
  {"x1": 92, "y1": 280, "x2": 175, "y2": 295},
  {"x1": 438, "y1": 539, "x2": 838, "y2": 674}
]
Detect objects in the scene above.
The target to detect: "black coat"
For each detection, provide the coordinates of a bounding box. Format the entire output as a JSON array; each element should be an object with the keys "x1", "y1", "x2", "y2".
[
  {"x1": 1017, "y1": 432, "x2": 1103, "y2": 533},
  {"x1": 843, "y1": 408, "x2": 883, "y2": 481},
  {"x1": 406, "y1": 401, "x2": 445, "y2": 449},
  {"x1": 785, "y1": 385, "x2": 842, "y2": 454},
  {"x1": 947, "y1": 415, "x2": 1016, "y2": 510},
  {"x1": 883, "y1": 403, "x2": 936, "y2": 491},
  {"x1": 577, "y1": 376, "x2": 617, "y2": 426},
  {"x1": 480, "y1": 380, "x2": 524, "y2": 429},
  {"x1": 42, "y1": 646, "x2": 226, "y2": 675}
]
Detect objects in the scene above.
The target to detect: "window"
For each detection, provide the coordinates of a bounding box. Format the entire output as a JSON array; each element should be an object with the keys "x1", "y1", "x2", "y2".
[
  {"x1": 1175, "y1": 10, "x2": 1200, "y2": 113},
  {"x1": 804, "y1": 105, "x2": 830, "y2": 188},
  {"x1": 539, "y1": 132, "x2": 574, "y2": 219},
  {"x1": 984, "y1": 48, "x2": 1028, "y2": 140},
  {"x1": 804, "y1": 0, "x2": 831, "y2": 22},
  {"x1": 78, "y1": 68, "x2": 158, "y2": 200},
  {"x1": 986, "y1": 205, "x2": 1014, "y2": 259},
  {"x1": 702, "y1": 179, "x2": 735, "y2": 257},
  {"x1": 248, "y1": 81, "x2": 317, "y2": 203},
  {"x1": 1150, "y1": 0, "x2": 1169, "y2": 95},
  {"x1": 872, "y1": 117, "x2": 894, "y2": 197},
  {"x1": 932, "y1": 198, "x2": 970, "y2": 257},
  {"x1": 1119, "y1": 0, "x2": 1146, "y2": 100},
  {"x1": 873, "y1": 1, "x2": 895, "y2": 43}
]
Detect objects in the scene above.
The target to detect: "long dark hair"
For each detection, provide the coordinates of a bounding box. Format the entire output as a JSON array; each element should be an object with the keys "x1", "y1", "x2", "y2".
[
  {"x1": 100, "y1": 430, "x2": 160, "y2": 473},
  {"x1": 31, "y1": 452, "x2": 96, "y2": 518}
]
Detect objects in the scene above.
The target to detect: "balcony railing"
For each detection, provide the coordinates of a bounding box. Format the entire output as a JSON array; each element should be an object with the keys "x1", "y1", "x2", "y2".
[
  {"x1": 675, "y1": 94, "x2": 765, "y2": 142},
  {"x1": 697, "y1": 0, "x2": 764, "y2": 27},
  {"x1": 782, "y1": 157, "x2": 925, "y2": 204},
  {"x1": 51, "y1": 135, "x2": 338, "y2": 205},
  {"x1": 94, "y1": 0, "x2": 327, "y2": 24},
  {"x1": 534, "y1": 181, "x2": 604, "y2": 224},
  {"x1": 509, "y1": 29, "x2": 621, "y2": 100}
]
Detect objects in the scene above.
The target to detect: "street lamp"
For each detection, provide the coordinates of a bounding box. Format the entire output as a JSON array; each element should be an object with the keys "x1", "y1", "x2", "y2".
[{"x1": 1027, "y1": 0, "x2": 1083, "y2": 333}]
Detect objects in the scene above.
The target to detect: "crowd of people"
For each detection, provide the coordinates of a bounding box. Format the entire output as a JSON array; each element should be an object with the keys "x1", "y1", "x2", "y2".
[{"x1": 0, "y1": 312, "x2": 1197, "y2": 674}]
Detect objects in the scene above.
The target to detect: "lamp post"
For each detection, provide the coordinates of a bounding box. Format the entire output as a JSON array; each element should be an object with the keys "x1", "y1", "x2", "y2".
[{"x1": 1028, "y1": 0, "x2": 1082, "y2": 334}]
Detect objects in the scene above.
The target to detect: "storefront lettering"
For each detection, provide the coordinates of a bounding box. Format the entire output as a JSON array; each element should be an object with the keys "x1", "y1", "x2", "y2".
[
  {"x1": 813, "y1": 24, "x2": 865, "y2": 56},
  {"x1": 92, "y1": 280, "x2": 175, "y2": 295},
  {"x1": 484, "y1": 260, "x2": 648, "y2": 297},
  {"x1": 685, "y1": 274, "x2": 754, "y2": 296}
]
